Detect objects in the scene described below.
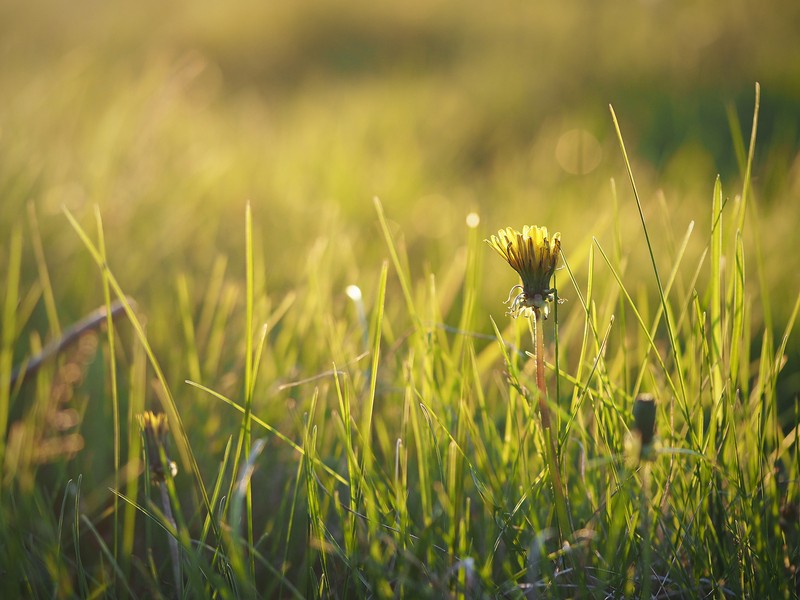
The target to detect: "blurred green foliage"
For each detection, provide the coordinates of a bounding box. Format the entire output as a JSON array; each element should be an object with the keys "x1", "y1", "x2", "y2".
[
  {"x1": 1, "y1": 2, "x2": 797, "y2": 256},
  {"x1": 2, "y1": 0, "x2": 798, "y2": 391}
]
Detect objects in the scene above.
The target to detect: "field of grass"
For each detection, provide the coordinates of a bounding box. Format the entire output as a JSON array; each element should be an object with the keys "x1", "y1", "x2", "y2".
[{"x1": 2, "y1": 0, "x2": 800, "y2": 597}]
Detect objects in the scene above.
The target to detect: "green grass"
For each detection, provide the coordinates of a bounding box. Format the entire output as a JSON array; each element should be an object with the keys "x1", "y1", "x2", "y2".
[{"x1": 2, "y1": 0, "x2": 800, "y2": 597}]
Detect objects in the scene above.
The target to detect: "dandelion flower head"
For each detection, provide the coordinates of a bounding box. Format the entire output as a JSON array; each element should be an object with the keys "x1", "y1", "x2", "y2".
[
  {"x1": 485, "y1": 225, "x2": 561, "y2": 318},
  {"x1": 138, "y1": 411, "x2": 178, "y2": 482}
]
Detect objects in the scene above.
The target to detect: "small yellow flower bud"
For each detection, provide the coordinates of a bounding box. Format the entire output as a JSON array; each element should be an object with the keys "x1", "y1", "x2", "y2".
[{"x1": 138, "y1": 411, "x2": 178, "y2": 483}]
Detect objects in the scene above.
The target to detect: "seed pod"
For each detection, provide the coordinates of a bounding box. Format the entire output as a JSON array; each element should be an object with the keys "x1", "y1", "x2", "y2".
[{"x1": 633, "y1": 393, "x2": 657, "y2": 447}]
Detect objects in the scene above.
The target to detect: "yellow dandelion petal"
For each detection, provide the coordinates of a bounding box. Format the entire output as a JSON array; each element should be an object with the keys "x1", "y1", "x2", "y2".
[
  {"x1": 138, "y1": 411, "x2": 178, "y2": 483},
  {"x1": 485, "y1": 224, "x2": 562, "y2": 318}
]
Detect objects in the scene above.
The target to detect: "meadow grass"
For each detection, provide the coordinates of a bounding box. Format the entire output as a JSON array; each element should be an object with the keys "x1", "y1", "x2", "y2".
[
  {"x1": 1, "y1": 78, "x2": 800, "y2": 598},
  {"x1": 2, "y1": 1, "x2": 800, "y2": 597}
]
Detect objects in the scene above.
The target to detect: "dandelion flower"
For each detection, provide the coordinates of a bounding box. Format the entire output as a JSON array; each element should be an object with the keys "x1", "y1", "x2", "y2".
[
  {"x1": 138, "y1": 411, "x2": 182, "y2": 592},
  {"x1": 138, "y1": 411, "x2": 177, "y2": 482},
  {"x1": 485, "y1": 225, "x2": 562, "y2": 318}
]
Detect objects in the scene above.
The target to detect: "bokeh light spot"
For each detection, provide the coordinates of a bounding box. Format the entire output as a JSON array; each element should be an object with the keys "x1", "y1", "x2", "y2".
[{"x1": 555, "y1": 128, "x2": 602, "y2": 175}]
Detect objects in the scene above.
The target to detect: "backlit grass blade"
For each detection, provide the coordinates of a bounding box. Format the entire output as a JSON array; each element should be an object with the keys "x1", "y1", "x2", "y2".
[
  {"x1": 705, "y1": 177, "x2": 726, "y2": 457},
  {"x1": 735, "y1": 83, "x2": 760, "y2": 237},
  {"x1": 225, "y1": 201, "x2": 258, "y2": 581},
  {"x1": 593, "y1": 238, "x2": 697, "y2": 445},
  {"x1": 610, "y1": 105, "x2": 688, "y2": 408},
  {"x1": 62, "y1": 206, "x2": 221, "y2": 542},
  {"x1": 94, "y1": 206, "x2": 122, "y2": 569},
  {"x1": 361, "y1": 260, "x2": 388, "y2": 475},
  {"x1": 729, "y1": 233, "x2": 746, "y2": 394},
  {"x1": 0, "y1": 227, "x2": 22, "y2": 490},
  {"x1": 72, "y1": 476, "x2": 89, "y2": 597},
  {"x1": 27, "y1": 202, "x2": 61, "y2": 339},
  {"x1": 176, "y1": 274, "x2": 202, "y2": 383},
  {"x1": 374, "y1": 197, "x2": 419, "y2": 325},
  {"x1": 186, "y1": 378, "x2": 347, "y2": 486},
  {"x1": 80, "y1": 515, "x2": 137, "y2": 598},
  {"x1": 630, "y1": 220, "x2": 696, "y2": 398},
  {"x1": 768, "y1": 290, "x2": 800, "y2": 461},
  {"x1": 122, "y1": 339, "x2": 146, "y2": 581},
  {"x1": 200, "y1": 435, "x2": 232, "y2": 548}
]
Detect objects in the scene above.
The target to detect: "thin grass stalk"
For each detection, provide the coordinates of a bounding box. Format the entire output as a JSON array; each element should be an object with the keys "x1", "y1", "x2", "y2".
[
  {"x1": 609, "y1": 105, "x2": 690, "y2": 415},
  {"x1": 231, "y1": 438, "x2": 267, "y2": 594},
  {"x1": 281, "y1": 455, "x2": 305, "y2": 599},
  {"x1": 0, "y1": 228, "x2": 22, "y2": 490},
  {"x1": 343, "y1": 260, "x2": 388, "y2": 555},
  {"x1": 593, "y1": 239, "x2": 697, "y2": 446},
  {"x1": 176, "y1": 275, "x2": 202, "y2": 383},
  {"x1": 63, "y1": 207, "x2": 222, "y2": 542},
  {"x1": 197, "y1": 255, "x2": 228, "y2": 351},
  {"x1": 304, "y1": 402, "x2": 330, "y2": 596},
  {"x1": 734, "y1": 83, "x2": 759, "y2": 238},
  {"x1": 531, "y1": 311, "x2": 571, "y2": 540},
  {"x1": 160, "y1": 482, "x2": 182, "y2": 596},
  {"x1": 56, "y1": 479, "x2": 72, "y2": 574},
  {"x1": 553, "y1": 279, "x2": 562, "y2": 437},
  {"x1": 406, "y1": 359, "x2": 433, "y2": 527},
  {"x1": 94, "y1": 207, "x2": 121, "y2": 570},
  {"x1": 374, "y1": 197, "x2": 419, "y2": 326},
  {"x1": 393, "y1": 437, "x2": 408, "y2": 550},
  {"x1": 185, "y1": 380, "x2": 347, "y2": 484},
  {"x1": 122, "y1": 341, "x2": 145, "y2": 583},
  {"x1": 447, "y1": 440, "x2": 461, "y2": 558},
  {"x1": 201, "y1": 436, "x2": 232, "y2": 550},
  {"x1": 79, "y1": 515, "x2": 136, "y2": 598},
  {"x1": 72, "y1": 476, "x2": 89, "y2": 597},
  {"x1": 361, "y1": 261, "x2": 388, "y2": 478},
  {"x1": 629, "y1": 222, "x2": 696, "y2": 398},
  {"x1": 727, "y1": 85, "x2": 761, "y2": 396},
  {"x1": 332, "y1": 369, "x2": 359, "y2": 558},
  {"x1": 610, "y1": 179, "x2": 631, "y2": 394},
  {"x1": 709, "y1": 177, "x2": 724, "y2": 415},
  {"x1": 639, "y1": 463, "x2": 653, "y2": 600},
  {"x1": 27, "y1": 203, "x2": 60, "y2": 339},
  {"x1": 243, "y1": 202, "x2": 256, "y2": 581}
]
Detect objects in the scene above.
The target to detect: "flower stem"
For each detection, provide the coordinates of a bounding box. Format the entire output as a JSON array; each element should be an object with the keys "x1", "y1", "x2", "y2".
[
  {"x1": 639, "y1": 463, "x2": 653, "y2": 599},
  {"x1": 160, "y1": 483, "x2": 182, "y2": 596},
  {"x1": 532, "y1": 311, "x2": 571, "y2": 541}
]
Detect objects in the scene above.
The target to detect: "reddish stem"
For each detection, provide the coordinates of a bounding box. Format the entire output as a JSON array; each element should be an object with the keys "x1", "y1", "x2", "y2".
[{"x1": 533, "y1": 309, "x2": 571, "y2": 539}]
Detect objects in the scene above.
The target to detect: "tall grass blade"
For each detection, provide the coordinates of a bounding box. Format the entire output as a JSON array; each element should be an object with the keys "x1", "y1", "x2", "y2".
[
  {"x1": 0, "y1": 227, "x2": 22, "y2": 488},
  {"x1": 609, "y1": 105, "x2": 688, "y2": 408},
  {"x1": 361, "y1": 261, "x2": 388, "y2": 475},
  {"x1": 62, "y1": 207, "x2": 222, "y2": 542},
  {"x1": 72, "y1": 476, "x2": 89, "y2": 597},
  {"x1": 185, "y1": 379, "x2": 348, "y2": 485},
  {"x1": 373, "y1": 197, "x2": 419, "y2": 325},
  {"x1": 94, "y1": 206, "x2": 121, "y2": 569},
  {"x1": 26, "y1": 203, "x2": 61, "y2": 339}
]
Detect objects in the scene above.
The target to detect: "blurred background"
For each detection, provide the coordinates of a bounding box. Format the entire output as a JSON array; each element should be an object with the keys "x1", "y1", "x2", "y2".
[{"x1": 1, "y1": 0, "x2": 799, "y2": 411}]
